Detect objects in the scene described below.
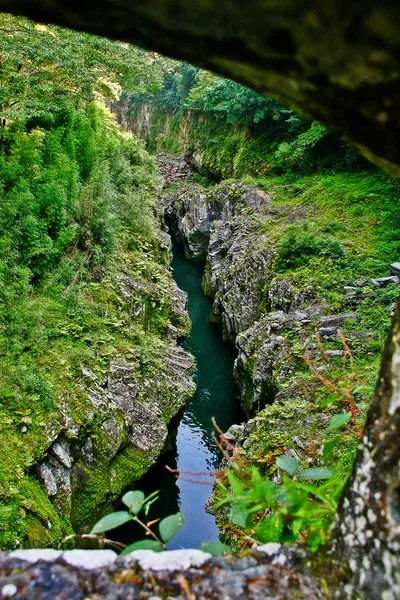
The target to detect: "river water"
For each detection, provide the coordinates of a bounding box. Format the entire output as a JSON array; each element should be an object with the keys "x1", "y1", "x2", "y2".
[{"x1": 116, "y1": 243, "x2": 243, "y2": 549}]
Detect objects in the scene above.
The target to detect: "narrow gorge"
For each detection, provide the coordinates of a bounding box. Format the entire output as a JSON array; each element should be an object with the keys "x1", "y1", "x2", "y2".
[
  {"x1": 126, "y1": 148, "x2": 395, "y2": 554},
  {"x1": 1, "y1": 13, "x2": 400, "y2": 598}
]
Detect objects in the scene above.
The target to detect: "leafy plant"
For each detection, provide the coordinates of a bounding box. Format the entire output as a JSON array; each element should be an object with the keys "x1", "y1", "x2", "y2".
[
  {"x1": 0, "y1": 13, "x2": 162, "y2": 127},
  {"x1": 276, "y1": 230, "x2": 345, "y2": 271},
  {"x1": 216, "y1": 458, "x2": 344, "y2": 551},
  {"x1": 63, "y1": 489, "x2": 184, "y2": 553}
]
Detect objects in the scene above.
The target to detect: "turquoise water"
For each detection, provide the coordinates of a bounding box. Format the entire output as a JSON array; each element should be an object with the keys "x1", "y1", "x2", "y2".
[{"x1": 116, "y1": 243, "x2": 243, "y2": 549}]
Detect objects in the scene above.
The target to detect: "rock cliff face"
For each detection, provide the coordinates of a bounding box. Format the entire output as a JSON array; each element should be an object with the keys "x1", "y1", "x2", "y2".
[
  {"x1": 161, "y1": 171, "x2": 329, "y2": 418},
  {"x1": 163, "y1": 180, "x2": 272, "y2": 348},
  {"x1": 5, "y1": 230, "x2": 195, "y2": 549},
  {"x1": 36, "y1": 338, "x2": 195, "y2": 534},
  {"x1": 160, "y1": 157, "x2": 386, "y2": 431}
]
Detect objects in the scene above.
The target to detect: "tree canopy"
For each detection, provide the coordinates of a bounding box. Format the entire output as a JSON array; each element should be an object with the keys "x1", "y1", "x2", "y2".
[
  {"x1": 125, "y1": 61, "x2": 364, "y2": 174},
  {"x1": 0, "y1": 13, "x2": 163, "y2": 124}
]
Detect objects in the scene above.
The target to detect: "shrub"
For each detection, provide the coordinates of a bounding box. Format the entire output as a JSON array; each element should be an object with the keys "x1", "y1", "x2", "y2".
[{"x1": 276, "y1": 231, "x2": 345, "y2": 270}]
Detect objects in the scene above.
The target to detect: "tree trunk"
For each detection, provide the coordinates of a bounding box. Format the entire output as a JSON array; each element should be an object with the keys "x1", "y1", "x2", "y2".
[{"x1": 331, "y1": 302, "x2": 400, "y2": 598}]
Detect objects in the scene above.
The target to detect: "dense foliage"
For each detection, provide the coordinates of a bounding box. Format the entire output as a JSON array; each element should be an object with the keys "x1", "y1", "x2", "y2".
[
  {"x1": 0, "y1": 14, "x2": 185, "y2": 549},
  {"x1": 0, "y1": 13, "x2": 162, "y2": 125},
  {"x1": 0, "y1": 105, "x2": 155, "y2": 284},
  {"x1": 125, "y1": 61, "x2": 366, "y2": 176}
]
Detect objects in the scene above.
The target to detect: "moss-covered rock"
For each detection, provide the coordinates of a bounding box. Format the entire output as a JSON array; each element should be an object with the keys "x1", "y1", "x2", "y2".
[
  {"x1": 158, "y1": 155, "x2": 394, "y2": 559},
  {"x1": 0, "y1": 222, "x2": 195, "y2": 550}
]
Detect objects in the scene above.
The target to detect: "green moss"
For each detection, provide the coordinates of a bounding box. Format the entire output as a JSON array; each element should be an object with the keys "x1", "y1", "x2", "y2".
[
  {"x1": 109, "y1": 446, "x2": 152, "y2": 495},
  {"x1": 240, "y1": 357, "x2": 256, "y2": 416},
  {"x1": 0, "y1": 475, "x2": 72, "y2": 549},
  {"x1": 0, "y1": 136, "x2": 194, "y2": 550},
  {"x1": 26, "y1": 521, "x2": 52, "y2": 547},
  {"x1": 71, "y1": 444, "x2": 152, "y2": 533}
]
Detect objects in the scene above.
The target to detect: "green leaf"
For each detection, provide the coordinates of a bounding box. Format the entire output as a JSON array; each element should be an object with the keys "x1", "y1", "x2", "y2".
[
  {"x1": 122, "y1": 490, "x2": 145, "y2": 514},
  {"x1": 279, "y1": 475, "x2": 304, "y2": 507},
  {"x1": 327, "y1": 413, "x2": 351, "y2": 431},
  {"x1": 216, "y1": 479, "x2": 228, "y2": 494},
  {"x1": 276, "y1": 455, "x2": 299, "y2": 476},
  {"x1": 120, "y1": 540, "x2": 164, "y2": 555},
  {"x1": 251, "y1": 467, "x2": 263, "y2": 489},
  {"x1": 257, "y1": 512, "x2": 284, "y2": 543},
  {"x1": 159, "y1": 512, "x2": 184, "y2": 543},
  {"x1": 201, "y1": 541, "x2": 231, "y2": 556},
  {"x1": 298, "y1": 468, "x2": 333, "y2": 481},
  {"x1": 319, "y1": 394, "x2": 340, "y2": 407},
  {"x1": 353, "y1": 385, "x2": 372, "y2": 394},
  {"x1": 251, "y1": 467, "x2": 276, "y2": 503},
  {"x1": 323, "y1": 436, "x2": 340, "y2": 461},
  {"x1": 227, "y1": 470, "x2": 244, "y2": 495},
  {"x1": 230, "y1": 501, "x2": 252, "y2": 528},
  {"x1": 90, "y1": 511, "x2": 132, "y2": 534}
]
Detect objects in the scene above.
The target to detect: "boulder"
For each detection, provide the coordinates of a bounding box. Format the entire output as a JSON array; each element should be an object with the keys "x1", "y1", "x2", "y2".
[
  {"x1": 389, "y1": 262, "x2": 400, "y2": 277},
  {"x1": 371, "y1": 276, "x2": 400, "y2": 288}
]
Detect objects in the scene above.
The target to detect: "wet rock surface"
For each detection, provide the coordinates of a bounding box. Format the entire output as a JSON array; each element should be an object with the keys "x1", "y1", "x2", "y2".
[{"x1": 163, "y1": 176, "x2": 272, "y2": 347}]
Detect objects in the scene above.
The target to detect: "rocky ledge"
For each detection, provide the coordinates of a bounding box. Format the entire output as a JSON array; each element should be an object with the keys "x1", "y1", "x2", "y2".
[{"x1": 0, "y1": 545, "x2": 334, "y2": 599}]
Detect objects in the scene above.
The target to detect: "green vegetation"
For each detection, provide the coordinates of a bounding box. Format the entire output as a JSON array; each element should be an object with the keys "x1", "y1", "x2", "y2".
[
  {"x1": 217, "y1": 459, "x2": 344, "y2": 551},
  {"x1": 72, "y1": 489, "x2": 185, "y2": 553},
  {"x1": 126, "y1": 60, "x2": 400, "y2": 552},
  {"x1": 125, "y1": 61, "x2": 367, "y2": 178},
  {"x1": 0, "y1": 11, "x2": 398, "y2": 557},
  {"x1": 0, "y1": 14, "x2": 193, "y2": 550},
  {"x1": 215, "y1": 326, "x2": 375, "y2": 550},
  {"x1": 0, "y1": 13, "x2": 161, "y2": 126},
  {"x1": 275, "y1": 231, "x2": 345, "y2": 271},
  {"x1": 71, "y1": 487, "x2": 232, "y2": 557}
]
